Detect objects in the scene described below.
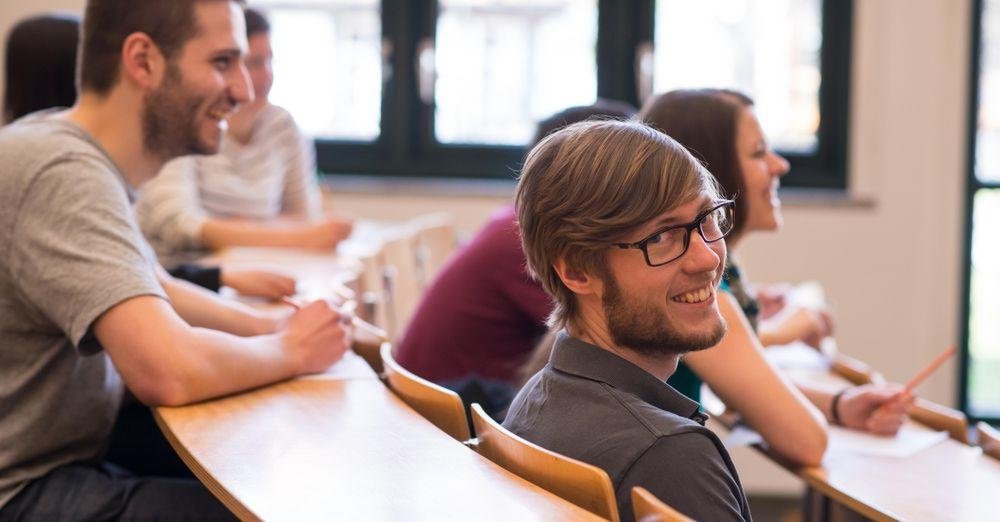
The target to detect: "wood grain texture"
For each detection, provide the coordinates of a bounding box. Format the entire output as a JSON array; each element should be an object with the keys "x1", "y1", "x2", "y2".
[
  {"x1": 382, "y1": 343, "x2": 471, "y2": 441},
  {"x1": 773, "y1": 353, "x2": 1000, "y2": 521},
  {"x1": 470, "y1": 404, "x2": 620, "y2": 522},
  {"x1": 156, "y1": 378, "x2": 603, "y2": 521}
]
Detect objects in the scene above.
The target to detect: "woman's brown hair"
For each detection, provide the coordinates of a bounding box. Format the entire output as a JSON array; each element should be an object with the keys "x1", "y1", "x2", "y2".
[{"x1": 639, "y1": 89, "x2": 754, "y2": 241}]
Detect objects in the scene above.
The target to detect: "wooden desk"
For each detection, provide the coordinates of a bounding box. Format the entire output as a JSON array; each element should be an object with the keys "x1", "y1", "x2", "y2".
[
  {"x1": 156, "y1": 246, "x2": 602, "y2": 521},
  {"x1": 155, "y1": 375, "x2": 601, "y2": 520},
  {"x1": 762, "y1": 346, "x2": 1000, "y2": 521}
]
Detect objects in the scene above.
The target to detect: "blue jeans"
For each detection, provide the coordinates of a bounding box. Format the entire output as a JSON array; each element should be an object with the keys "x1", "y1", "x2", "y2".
[{"x1": 0, "y1": 462, "x2": 234, "y2": 521}]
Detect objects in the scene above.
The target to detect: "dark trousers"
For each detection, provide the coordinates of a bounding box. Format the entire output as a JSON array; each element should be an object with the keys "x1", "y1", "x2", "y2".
[{"x1": 0, "y1": 462, "x2": 233, "y2": 521}]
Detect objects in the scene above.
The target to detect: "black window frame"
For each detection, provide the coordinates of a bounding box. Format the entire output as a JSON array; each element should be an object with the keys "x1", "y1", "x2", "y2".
[
  {"x1": 960, "y1": 0, "x2": 1000, "y2": 424},
  {"x1": 302, "y1": 0, "x2": 851, "y2": 189}
]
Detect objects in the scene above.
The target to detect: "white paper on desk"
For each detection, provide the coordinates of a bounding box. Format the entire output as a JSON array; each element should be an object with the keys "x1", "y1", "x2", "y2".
[
  {"x1": 723, "y1": 426, "x2": 764, "y2": 449},
  {"x1": 826, "y1": 424, "x2": 949, "y2": 458}
]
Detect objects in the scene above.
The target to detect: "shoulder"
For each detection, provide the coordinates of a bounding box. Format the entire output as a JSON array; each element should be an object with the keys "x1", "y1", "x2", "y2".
[{"x1": 258, "y1": 104, "x2": 300, "y2": 134}]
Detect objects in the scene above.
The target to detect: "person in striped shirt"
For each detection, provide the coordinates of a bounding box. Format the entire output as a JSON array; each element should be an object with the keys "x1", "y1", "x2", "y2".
[{"x1": 136, "y1": 8, "x2": 352, "y2": 263}]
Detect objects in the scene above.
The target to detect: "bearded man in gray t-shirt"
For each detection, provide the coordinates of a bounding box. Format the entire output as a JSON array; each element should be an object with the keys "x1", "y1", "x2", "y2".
[{"x1": 0, "y1": 1, "x2": 352, "y2": 519}]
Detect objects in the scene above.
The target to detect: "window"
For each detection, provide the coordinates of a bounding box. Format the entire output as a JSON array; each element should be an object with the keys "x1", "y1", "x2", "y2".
[
  {"x1": 257, "y1": 0, "x2": 383, "y2": 141},
  {"x1": 250, "y1": 0, "x2": 851, "y2": 187},
  {"x1": 962, "y1": 0, "x2": 1000, "y2": 422}
]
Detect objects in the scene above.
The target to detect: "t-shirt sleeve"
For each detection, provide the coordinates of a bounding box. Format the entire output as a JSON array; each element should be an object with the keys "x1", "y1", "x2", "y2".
[
  {"x1": 10, "y1": 156, "x2": 166, "y2": 351},
  {"x1": 618, "y1": 432, "x2": 750, "y2": 522},
  {"x1": 135, "y1": 156, "x2": 209, "y2": 254}
]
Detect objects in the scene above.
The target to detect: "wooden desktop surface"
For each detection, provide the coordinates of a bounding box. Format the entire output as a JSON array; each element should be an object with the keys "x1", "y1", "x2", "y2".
[
  {"x1": 155, "y1": 244, "x2": 602, "y2": 521},
  {"x1": 772, "y1": 348, "x2": 1000, "y2": 521}
]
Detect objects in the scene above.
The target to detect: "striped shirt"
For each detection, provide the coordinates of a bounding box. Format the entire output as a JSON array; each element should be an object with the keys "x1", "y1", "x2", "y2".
[{"x1": 136, "y1": 103, "x2": 323, "y2": 259}]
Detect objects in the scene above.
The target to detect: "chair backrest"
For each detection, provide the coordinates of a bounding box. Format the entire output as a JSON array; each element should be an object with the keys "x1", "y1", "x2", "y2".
[
  {"x1": 909, "y1": 398, "x2": 969, "y2": 444},
  {"x1": 977, "y1": 422, "x2": 1000, "y2": 460},
  {"x1": 356, "y1": 251, "x2": 390, "y2": 333},
  {"x1": 470, "y1": 403, "x2": 620, "y2": 522},
  {"x1": 631, "y1": 487, "x2": 693, "y2": 522},
  {"x1": 830, "y1": 354, "x2": 879, "y2": 385},
  {"x1": 379, "y1": 231, "x2": 422, "y2": 340},
  {"x1": 381, "y1": 343, "x2": 471, "y2": 441},
  {"x1": 408, "y1": 212, "x2": 457, "y2": 289},
  {"x1": 350, "y1": 319, "x2": 388, "y2": 376}
]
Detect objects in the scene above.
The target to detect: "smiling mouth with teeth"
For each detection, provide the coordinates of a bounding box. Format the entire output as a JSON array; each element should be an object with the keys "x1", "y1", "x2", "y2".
[{"x1": 671, "y1": 285, "x2": 713, "y2": 304}]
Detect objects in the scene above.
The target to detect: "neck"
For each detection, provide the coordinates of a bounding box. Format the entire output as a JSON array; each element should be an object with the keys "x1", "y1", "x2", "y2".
[
  {"x1": 65, "y1": 90, "x2": 165, "y2": 189},
  {"x1": 567, "y1": 302, "x2": 680, "y2": 381}
]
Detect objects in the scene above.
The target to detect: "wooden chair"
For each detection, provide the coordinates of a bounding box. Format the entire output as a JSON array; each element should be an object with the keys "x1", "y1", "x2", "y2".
[
  {"x1": 408, "y1": 212, "x2": 456, "y2": 290},
  {"x1": 350, "y1": 318, "x2": 388, "y2": 376},
  {"x1": 378, "y1": 231, "x2": 422, "y2": 340},
  {"x1": 830, "y1": 353, "x2": 880, "y2": 385},
  {"x1": 977, "y1": 421, "x2": 1000, "y2": 460},
  {"x1": 631, "y1": 487, "x2": 693, "y2": 522},
  {"x1": 470, "y1": 403, "x2": 620, "y2": 521},
  {"x1": 356, "y1": 251, "x2": 389, "y2": 332},
  {"x1": 909, "y1": 398, "x2": 969, "y2": 444},
  {"x1": 381, "y1": 343, "x2": 471, "y2": 441}
]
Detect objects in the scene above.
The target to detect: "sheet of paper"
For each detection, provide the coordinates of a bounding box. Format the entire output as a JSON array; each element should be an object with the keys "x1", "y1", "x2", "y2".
[
  {"x1": 723, "y1": 425, "x2": 764, "y2": 449},
  {"x1": 826, "y1": 424, "x2": 949, "y2": 459}
]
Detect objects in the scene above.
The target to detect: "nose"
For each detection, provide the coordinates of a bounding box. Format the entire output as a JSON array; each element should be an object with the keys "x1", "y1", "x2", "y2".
[
  {"x1": 682, "y1": 227, "x2": 724, "y2": 274},
  {"x1": 770, "y1": 150, "x2": 790, "y2": 178},
  {"x1": 229, "y1": 61, "x2": 254, "y2": 105}
]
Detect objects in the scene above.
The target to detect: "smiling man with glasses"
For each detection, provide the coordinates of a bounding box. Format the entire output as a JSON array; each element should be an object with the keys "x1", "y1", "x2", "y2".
[{"x1": 504, "y1": 119, "x2": 751, "y2": 522}]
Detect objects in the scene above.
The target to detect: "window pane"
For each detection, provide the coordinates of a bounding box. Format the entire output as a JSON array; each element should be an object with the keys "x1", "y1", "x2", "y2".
[
  {"x1": 653, "y1": 0, "x2": 821, "y2": 152},
  {"x1": 977, "y1": 0, "x2": 1000, "y2": 182},
  {"x1": 435, "y1": 0, "x2": 598, "y2": 145},
  {"x1": 968, "y1": 189, "x2": 1000, "y2": 417},
  {"x1": 253, "y1": 0, "x2": 382, "y2": 141}
]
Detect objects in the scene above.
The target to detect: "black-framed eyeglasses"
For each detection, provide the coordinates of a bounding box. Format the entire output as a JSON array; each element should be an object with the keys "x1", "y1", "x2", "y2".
[{"x1": 612, "y1": 200, "x2": 735, "y2": 267}]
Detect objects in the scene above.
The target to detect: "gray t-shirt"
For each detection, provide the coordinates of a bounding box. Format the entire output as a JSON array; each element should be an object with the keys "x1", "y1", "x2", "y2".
[
  {"x1": 504, "y1": 332, "x2": 752, "y2": 522},
  {"x1": 0, "y1": 111, "x2": 166, "y2": 508}
]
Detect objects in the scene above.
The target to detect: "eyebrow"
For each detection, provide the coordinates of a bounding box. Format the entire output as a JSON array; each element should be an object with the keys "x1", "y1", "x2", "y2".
[{"x1": 647, "y1": 197, "x2": 715, "y2": 230}]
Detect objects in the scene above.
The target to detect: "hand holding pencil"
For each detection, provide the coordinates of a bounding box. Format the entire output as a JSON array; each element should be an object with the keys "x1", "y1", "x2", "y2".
[
  {"x1": 837, "y1": 345, "x2": 956, "y2": 436},
  {"x1": 277, "y1": 296, "x2": 351, "y2": 374}
]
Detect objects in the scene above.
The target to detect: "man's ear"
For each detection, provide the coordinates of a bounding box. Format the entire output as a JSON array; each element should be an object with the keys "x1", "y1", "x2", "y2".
[
  {"x1": 120, "y1": 32, "x2": 166, "y2": 91},
  {"x1": 553, "y1": 257, "x2": 602, "y2": 296}
]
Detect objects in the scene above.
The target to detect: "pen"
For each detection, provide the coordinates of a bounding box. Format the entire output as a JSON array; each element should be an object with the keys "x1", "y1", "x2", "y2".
[
  {"x1": 903, "y1": 345, "x2": 957, "y2": 394},
  {"x1": 282, "y1": 296, "x2": 384, "y2": 339}
]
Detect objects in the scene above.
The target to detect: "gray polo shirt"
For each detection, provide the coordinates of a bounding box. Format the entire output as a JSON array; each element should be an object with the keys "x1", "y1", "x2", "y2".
[
  {"x1": 0, "y1": 112, "x2": 165, "y2": 508},
  {"x1": 504, "y1": 332, "x2": 751, "y2": 522}
]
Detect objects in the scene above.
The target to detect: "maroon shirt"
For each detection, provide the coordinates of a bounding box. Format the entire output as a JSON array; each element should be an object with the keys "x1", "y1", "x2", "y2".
[{"x1": 396, "y1": 205, "x2": 552, "y2": 383}]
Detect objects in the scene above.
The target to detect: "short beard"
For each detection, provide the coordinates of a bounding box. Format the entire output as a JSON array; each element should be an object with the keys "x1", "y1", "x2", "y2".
[
  {"x1": 601, "y1": 268, "x2": 726, "y2": 357},
  {"x1": 142, "y1": 64, "x2": 213, "y2": 162}
]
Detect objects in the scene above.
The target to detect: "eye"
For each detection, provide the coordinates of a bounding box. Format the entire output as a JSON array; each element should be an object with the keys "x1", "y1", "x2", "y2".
[
  {"x1": 646, "y1": 232, "x2": 663, "y2": 245},
  {"x1": 212, "y1": 56, "x2": 233, "y2": 71}
]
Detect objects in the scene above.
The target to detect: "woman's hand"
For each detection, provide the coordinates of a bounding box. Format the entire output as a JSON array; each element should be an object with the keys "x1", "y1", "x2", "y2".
[{"x1": 836, "y1": 384, "x2": 915, "y2": 436}]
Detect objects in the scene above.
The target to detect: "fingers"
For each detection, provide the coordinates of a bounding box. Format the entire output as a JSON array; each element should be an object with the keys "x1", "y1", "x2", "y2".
[{"x1": 865, "y1": 412, "x2": 906, "y2": 436}]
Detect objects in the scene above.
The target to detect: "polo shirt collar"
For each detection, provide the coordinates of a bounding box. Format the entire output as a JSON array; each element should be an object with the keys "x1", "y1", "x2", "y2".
[{"x1": 549, "y1": 330, "x2": 706, "y2": 424}]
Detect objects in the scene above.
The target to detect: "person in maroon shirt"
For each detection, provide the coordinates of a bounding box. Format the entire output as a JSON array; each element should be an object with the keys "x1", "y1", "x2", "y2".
[{"x1": 396, "y1": 100, "x2": 636, "y2": 415}]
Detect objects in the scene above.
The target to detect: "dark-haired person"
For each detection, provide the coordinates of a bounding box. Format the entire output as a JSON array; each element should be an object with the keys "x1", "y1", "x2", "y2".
[
  {"x1": 1, "y1": 11, "x2": 298, "y2": 302},
  {"x1": 0, "y1": 1, "x2": 350, "y2": 518},
  {"x1": 505, "y1": 119, "x2": 750, "y2": 521},
  {"x1": 395, "y1": 100, "x2": 635, "y2": 415},
  {"x1": 639, "y1": 89, "x2": 912, "y2": 435},
  {"x1": 2, "y1": 13, "x2": 80, "y2": 124},
  {"x1": 136, "y1": 7, "x2": 352, "y2": 263}
]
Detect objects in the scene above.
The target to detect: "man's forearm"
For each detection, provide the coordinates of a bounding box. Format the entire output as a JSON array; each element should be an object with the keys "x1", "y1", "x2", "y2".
[{"x1": 162, "y1": 274, "x2": 281, "y2": 336}]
